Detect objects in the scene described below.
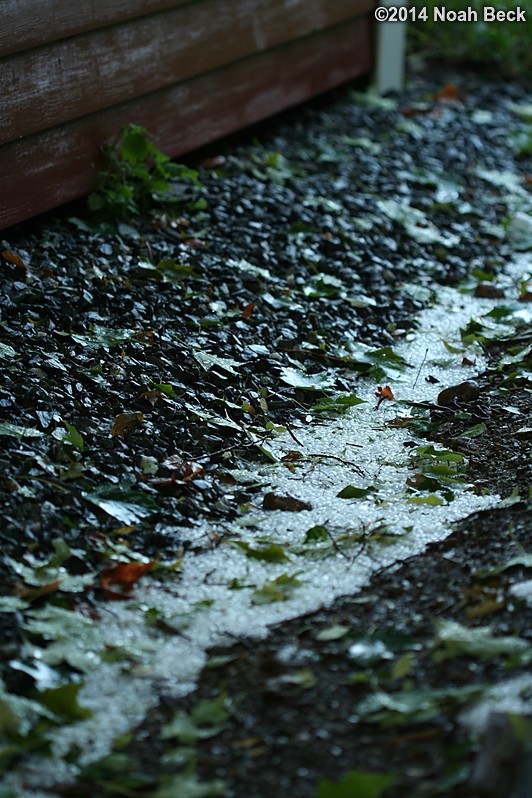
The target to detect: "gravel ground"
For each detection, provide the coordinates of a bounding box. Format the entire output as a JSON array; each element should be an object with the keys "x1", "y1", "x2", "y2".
[{"x1": 0, "y1": 65, "x2": 531, "y2": 796}]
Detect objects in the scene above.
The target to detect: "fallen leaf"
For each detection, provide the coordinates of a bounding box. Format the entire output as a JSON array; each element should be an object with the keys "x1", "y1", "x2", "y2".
[
  {"x1": 15, "y1": 580, "x2": 61, "y2": 602},
  {"x1": 281, "y1": 450, "x2": 304, "y2": 462},
  {"x1": 434, "y1": 83, "x2": 460, "y2": 103},
  {"x1": 262, "y1": 492, "x2": 312, "y2": 512},
  {"x1": 242, "y1": 302, "x2": 256, "y2": 318},
  {"x1": 135, "y1": 389, "x2": 167, "y2": 406},
  {"x1": 100, "y1": 560, "x2": 154, "y2": 598},
  {"x1": 474, "y1": 282, "x2": 505, "y2": 299},
  {"x1": 375, "y1": 385, "x2": 395, "y2": 400},
  {"x1": 337, "y1": 485, "x2": 373, "y2": 500},
  {"x1": 199, "y1": 155, "x2": 227, "y2": 169},
  {"x1": 111, "y1": 412, "x2": 144, "y2": 436},
  {"x1": 160, "y1": 458, "x2": 204, "y2": 481},
  {"x1": 1, "y1": 250, "x2": 26, "y2": 270}
]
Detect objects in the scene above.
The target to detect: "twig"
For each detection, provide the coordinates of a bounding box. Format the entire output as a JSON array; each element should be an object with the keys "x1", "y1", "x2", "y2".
[
  {"x1": 324, "y1": 525, "x2": 350, "y2": 561},
  {"x1": 286, "y1": 423, "x2": 303, "y2": 447},
  {"x1": 413, "y1": 347, "x2": 429, "y2": 389},
  {"x1": 307, "y1": 452, "x2": 365, "y2": 477}
]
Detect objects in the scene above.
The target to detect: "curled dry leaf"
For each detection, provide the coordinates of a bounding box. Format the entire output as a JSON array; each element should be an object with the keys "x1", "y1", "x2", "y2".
[
  {"x1": 281, "y1": 450, "x2": 305, "y2": 462},
  {"x1": 160, "y1": 458, "x2": 204, "y2": 481},
  {"x1": 111, "y1": 412, "x2": 144, "y2": 436},
  {"x1": 375, "y1": 385, "x2": 395, "y2": 400},
  {"x1": 100, "y1": 560, "x2": 154, "y2": 598},
  {"x1": 150, "y1": 459, "x2": 205, "y2": 493},
  {"x1": 437, "y1": 381, "x2": 480, "y2": 406},
  {"x1": 135, "y1": 389, "x2": 168, "y2": 406}
]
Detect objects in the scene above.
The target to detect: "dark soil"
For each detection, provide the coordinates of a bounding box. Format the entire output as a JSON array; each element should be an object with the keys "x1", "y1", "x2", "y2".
[{"x1": 1, "y1": 65, "x2": 531, "y2": 795}]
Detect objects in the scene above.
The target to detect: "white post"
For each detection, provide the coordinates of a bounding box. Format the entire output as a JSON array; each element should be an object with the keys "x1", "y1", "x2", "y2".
[{"x1": 374, "y1": 0, "x2": 407, "y2": 93}]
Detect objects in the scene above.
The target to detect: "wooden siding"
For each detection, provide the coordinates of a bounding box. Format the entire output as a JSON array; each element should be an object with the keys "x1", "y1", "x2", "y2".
[{"x1": 0, "y1": 1, "x2": 375, "y2": 230}]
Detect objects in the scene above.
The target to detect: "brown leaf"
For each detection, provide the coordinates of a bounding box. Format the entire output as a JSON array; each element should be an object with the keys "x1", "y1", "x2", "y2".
[
  {"x1": 135, "y1": 389, "x2": 167, "y2": 406},
  {"x1": 281, "y1": 450, "x2": 304, "y2": 462},
  {"x1": 2, "y1": 250, "x2": 26, "y2": 270},
  {"x1": 262, "y1": 492, "x2": 312, "y2": 512},
  {"x1": 100, "y1": 560, "x2": 154, "y2": 598},
  {"x1": 474, "y1": 283, "x2": 504, "y2": 299},
  {"x1": 434, "y1": 83, "x2": 460, "y2": 103},
  {"x1": 242, "y1": 302, "x2": 256, "y2": 318},
  {"x1": 437, "y1": 381, "x2": 479, "y2": 406},
  {"x1": 160, "y1": 458, "x2": 204, "y2": 481},
  {"x1": 199, "y1": 155, "x2": 227, "y2": 169},
  {"x1": 375, "y1": 385, "x2": 395, "y2": 400},
  {"x1": 15, "y1": 580, "x2": 61, "y2": 601},
  {"x1": 111, "y1": 412, "x2": 144, "y2": 436}
]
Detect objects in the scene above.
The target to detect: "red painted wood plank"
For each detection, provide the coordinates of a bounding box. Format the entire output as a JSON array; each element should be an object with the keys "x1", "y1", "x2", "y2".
[
  {"x1": 0, "y1": 0, "x2": 374, "y2": 147},
  {"x1": 0, "y1": 17, "x2": 373, "y2": 230},
  {"x1": 0, "y1": 0, "x2": 190, "y2": 58}
]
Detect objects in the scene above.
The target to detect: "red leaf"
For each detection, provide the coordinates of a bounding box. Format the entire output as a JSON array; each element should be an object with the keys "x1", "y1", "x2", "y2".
[
  {"x1": 375, "y1": 385, "x2": 395, "y2": 400},
  {"x1": 100, "y1": 561, "x2": 154, "y2": 598},
  {"x1": 242, "y1": 302, "x2": 256, "y2": 318},
  {"x1": 434, "y1": 83, "x2": 460, "y2": 103}
]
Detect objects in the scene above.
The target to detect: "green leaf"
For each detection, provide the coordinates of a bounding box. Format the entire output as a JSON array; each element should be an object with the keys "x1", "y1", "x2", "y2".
[
  {"x1": 23, "y1": 605, "x2": 102, "y2": 672},
  {"x1": 315, "y1": 624, "x2": 350, "y2": 642},
  {"x1": 280, "y1": 366, "x2": 336, "y2": 391},
  {"x1": 0, "y1": 422, "x2": 44, "y2": 438},
  {"x1": 156, "y1": 259, "x2": 195, "y2": 282},
  {"x1": 407, "y1": 494, "x2": 444, "y2": 506},
  {"x1": 39, "y1": 682, "x2": 92, "y2": 721},
  {"x1": 235, "y1": 541, "x2": 291, "y2": 563},
  {"x1": 162, "y1": 695, "x2": 229, "y2": 743},
  {"x1": 120, "y1": 126, "x2": 150, "y2": 164},
  {"x1": 194, "y1": 351, "x2": 240, "y2": 375},
  {"x1": 83, "y1": 483, "x2": 159, "y2": 524},
  {"x1": 304, "y1": 525, "x2": 329, "y2": 543},
  {"x1": 313, "y1": 393, "x2": 366, "y2": 414},
  {"x1": 433, "y1": 619, "x2": 531, "y2": 663},
  {"x1": 316, "y1": 769, "x2": 394, "y2": 798},
  {"x1": 154, "y1": 772, "x2": 227, "y2": 798},
  {"x1": 415, "y1": 445, "x2": 464, "y2": 463},
  {"x1": 337, "y1": 485, "x2": 373, "y2": 500},
  {"x1": 62, "y1": 421, "x2": 85, "y2": 450},
  {"x1": 474, "y1": 554, "x2": 532, "y2": 577},
  {"x1": 459, "y1": 422, "x2": 487, "y2": 438},
  {"x1": 0, "y1": 342, "x2": 16, "y2": 359},
  {"x1": 377, "y1": 199, "x2": 460, "y2": 247},
  {"x1": 252, "y1": 573, "x2": 302, "y2": 605},
  {"x1": 71, "y1": 325, "x2": 135, "y2": 349},
  {"x1": 356, "y1": 684, "x2": 483, "y2": 725},
  {"x1": 442, "y1": 339, "x2": 465, "y2": 354}
]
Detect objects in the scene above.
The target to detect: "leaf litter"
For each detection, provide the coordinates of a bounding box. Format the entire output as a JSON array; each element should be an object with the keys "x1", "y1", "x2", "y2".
[{"x1": 0, "y1": 68, "x2": 531, "y2": 797}]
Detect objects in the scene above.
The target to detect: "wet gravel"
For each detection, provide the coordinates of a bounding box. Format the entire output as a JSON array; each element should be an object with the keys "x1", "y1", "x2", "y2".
[{"x1": 1, "y1": 64, "x2": 531, "y2": 795}]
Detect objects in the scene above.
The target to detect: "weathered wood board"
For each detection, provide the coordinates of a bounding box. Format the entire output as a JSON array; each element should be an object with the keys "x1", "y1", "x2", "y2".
[{"x1": 0, "y1": 0, "x2": 375, "y2": 229}]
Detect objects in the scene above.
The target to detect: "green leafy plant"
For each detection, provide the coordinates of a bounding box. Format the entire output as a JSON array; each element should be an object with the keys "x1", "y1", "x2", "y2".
[
  {"x1": 408, "y1": 0, "x2": 532, "y2": 79},
  {"x1": 88, "y1": 124, "x2": 202, "y2": 218}
]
